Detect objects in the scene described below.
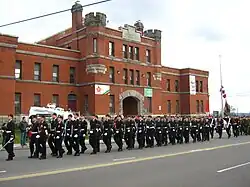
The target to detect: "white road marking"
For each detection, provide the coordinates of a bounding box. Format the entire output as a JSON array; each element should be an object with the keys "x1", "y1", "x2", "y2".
[
  {"x1": 113, "y1": 157, "x2": 136, "y2": 161},
  {"x1": 0, "y1": 171, "x2": 6, "y2": 174},
  {"x1": 217, "y1": 162, "x2": 250, "y2": 173}
]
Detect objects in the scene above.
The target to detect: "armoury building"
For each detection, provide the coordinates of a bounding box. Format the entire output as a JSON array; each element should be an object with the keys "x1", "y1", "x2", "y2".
[{"x1": 0, "y1": 2, "x2": 209, "y2": 118}]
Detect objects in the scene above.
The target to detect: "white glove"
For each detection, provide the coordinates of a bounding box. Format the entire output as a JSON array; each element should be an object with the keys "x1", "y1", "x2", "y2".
[
  {"x1": 36, "y1": 135, "x2": 40, "y2": 139},
  {"x1": 74, "y1": 134, "x2": 78, "y2": 138},
  {"x1": 56, "y1": 136, "x2": 60, "y2": 139}
]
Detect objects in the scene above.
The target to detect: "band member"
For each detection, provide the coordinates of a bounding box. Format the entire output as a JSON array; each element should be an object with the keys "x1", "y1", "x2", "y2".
[
  {"x1": 48, "y1": 113, "x2": 57, "y2": 156},
  {"x1": 2, "y1": 114, "x2": 15, "y2": 161},
  {"x1": 79, "y1": 115, "x2": 88, "y2": 154},
  {"x1": 38, "y1": 116, "x2": 49, "y2": 159},
  {"x1": 55, "y1": 115, "x2": 65, "y2": 158},
  {"x1": 28, "y1": 115, "x2": 40, "y2": 158}
]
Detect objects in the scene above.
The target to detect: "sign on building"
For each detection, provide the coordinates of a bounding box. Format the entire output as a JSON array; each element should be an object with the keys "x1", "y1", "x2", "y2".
[
  {"x1": 95, "y1": 85, "x2": 110, "y2": 95},
  {"x1": 144, "y1": 88, "x2": 153, "y2": 97},
  {"x1": 121, "y1": 24, "x2": 141, "y2": 42},
  {"x1": 189, "y1": 75, "x2": 196, "y2": 95}
]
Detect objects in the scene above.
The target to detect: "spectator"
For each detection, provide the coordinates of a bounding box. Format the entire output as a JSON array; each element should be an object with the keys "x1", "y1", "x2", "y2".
[{"x1": 19, "y1": 117, "x2": 28, "y2": 148}]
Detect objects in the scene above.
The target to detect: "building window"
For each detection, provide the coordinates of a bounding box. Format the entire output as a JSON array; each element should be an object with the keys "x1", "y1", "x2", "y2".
[
  {"x1": 129, "y1": 46, "x2": 133, "y2": 59},
  {"x1": 166, "y1": 79, "x2": 170, "y2": 91},
  {"x1": 200, "y1": 81, "x2": 203, "y2": 92},
  {"x1": 70, "y1": 67, "x2": 76, "y2": 84},
  {"x1": 15, "y1": 93, "x2": 21, "y2": 115},
  {"x1": 84, "y1": 95, "x2": 89, "y2": 113},
  {"x1": 109, "y1": 95, "x2": 115, "y2": 114},
  {"x1": 176, "y1": 100, "x2": 180, "y2": 114},
  {"x1": 52, "y1": 65, "x2": 59, "y2": 82},
  {"x1": 135, "y1": 70, "x2": 140, "y2": 85},
  {"x1": 52, "y1": 94, "x2": 59, "y2": 106},
  {"x1": 200, "y1": 100, "x2": 204, "y2": 113},
  {"x1": 123, "y1": 68, "x2": 128, "y2": 84},
  {"x1": 175, "y1": 80, "x2": 179, "y2": 92},
  {"x1": 196, "y1": 80, "x2": 199, "y2": 92},
  {"x1": 122, "y1": 44, "x2": 128, "y2": 58},
  {"x1": 146, "y1": 49, "x2": 151, "y2": 63},
  {"x1": 196, "y1": 100, "x2": 200, "y2": 113},
  {"x1": 34, "y1": 63, "x2": 41, "y2": 81},
  {"x1": 109, "y1": 66, "x2": 115, "y2": 83},
  {"x1": 93, "y1": 38, "x2": 97, "y2": 53},
  {"x1": 34, "y1": 94, "x2": 41, "y2": 106},
  {"x1": 108, "y1": 41, "x2": 115, "y2": 56},
  {"x1": 134, "y1": 47, "x2": 139, "y2": 60},
  {"x1": 145, "y1": 97, "x2": 152, "y2": 113},
  {"x1": 129, "y1": 69, "x2": 134, "y2": 85},
  {"x1": 15, "y1": 60, "x2": 22, "y2": 79},
  {"x1": 167, "y1": 100, "x2": 171, "y2": 113},
  {"x1": 146, "y1": 72, "x2": 151, "y2": 87}
]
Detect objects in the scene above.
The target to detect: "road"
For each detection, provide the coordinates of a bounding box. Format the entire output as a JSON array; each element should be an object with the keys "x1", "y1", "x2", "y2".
[{"x1": 0, "y1": 135, "x2": 250, "y2": 187}]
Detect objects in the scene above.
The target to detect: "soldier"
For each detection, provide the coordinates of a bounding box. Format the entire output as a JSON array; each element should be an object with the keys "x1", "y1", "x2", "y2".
[
  {"x1": 64, "y1": 114, "x2": 74, "y2": 155},
  {"x1": 28, "y1": 115, "x2": 40, "y2": 158},
  {"x1": 136, "y1": 115, "x2": 145, "y2": 149},
  {"x1": 197, "y1": 118, "x2": 203, "y2": 142},
  {"x1": 183, "y1": 118, "x2": 190, "y2": 144},
  {"x1": 131, "y1": 117, "x2": 137, "y2": 148},
  {"x1": 224, "y1": 117, "x2": 231, "y2": 139},
  {"x1": 145, "y1": 116, "x2": 155, "y2": 148},
  {"x1": 2, "y1": 114, "x2": 15, "y2": 161},
  {"x1": 191, "y1": 118, "x2": 198, "y2": 143},
  {"x1": 48, "y1": 113, "x2": 57, "y2": 157},
  {"x1": 79, "y1": 115, "x2": 88, "y2": 154},
  {"x1": 161, "y1": 117, "x2": 169, "y2": 146},
  {"x1": 55, "y1": 115, "x2": 65, "y2": 158},
  {"x1": 102, "y1": 114, "x2": 113, "y2": 153},
  {"x1": 155, "y1": 116, "x2": 163, "y2": 146},
  {"x1": 72, "y1": 114, "x2": 80, "y2": 156},
  {"x1": 113, "y1": 115, "x2": 124, "y2": 152},
  {"x1": 216, "y1": 118, "x2": 223, "y2": 139},
  {"x1": 38, "y1": 115, "x2": 49, "y2": 159},
  {"x1": 169, "y1": 117, "x2": 177, "y2": 145},
  {"x1": 124, "y1": 117, "x2": 134, "y2": 150},
  {"x1": 176, "y1": 118, "x2": 184, "y2": 144},
  {"x1": 232, "y1": 117, "x2": 239, "y2": 137},
  {"x1": 204, "y1": 118, "x2": 210, "y2": 141},
  {"x1": 89, "y1": 115, "x2": 100, "y2": 154},
  {"x1": 209, "y1": 117, "x2": 215, "y2": 139}
]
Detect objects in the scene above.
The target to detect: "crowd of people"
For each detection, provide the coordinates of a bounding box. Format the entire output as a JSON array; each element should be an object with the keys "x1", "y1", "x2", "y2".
[{"x1": 1, "y1": 113, "x2": 250, "y2": 161}]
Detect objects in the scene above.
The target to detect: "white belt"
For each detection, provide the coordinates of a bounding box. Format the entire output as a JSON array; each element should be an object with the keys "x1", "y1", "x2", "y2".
[
  {"x1": 6, "y1": 131, "x2": 11, "y2": 133},
  {"x1": 56, "y1": 131, "x2": 61, "y2": 133},
  {"x1": 31, "y1": 132, "x2": 38, "y2": 134},
  {"x1": 74, "y1": 129, "x2": 78, "y2": 131}
]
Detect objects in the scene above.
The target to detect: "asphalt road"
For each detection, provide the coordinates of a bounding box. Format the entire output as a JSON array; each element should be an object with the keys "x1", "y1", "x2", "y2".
[{"x1": 0, "y1": 135, "x2": 250, "y2": 187}]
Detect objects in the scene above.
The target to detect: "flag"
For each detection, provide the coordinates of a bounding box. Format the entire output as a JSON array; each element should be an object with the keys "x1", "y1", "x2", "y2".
[
  {"x1": 224, "y1": 100, "x2": 230, "y2": 116},
  {"x1": 220, "y1": 86, "x2": 227, "y2": 99}
]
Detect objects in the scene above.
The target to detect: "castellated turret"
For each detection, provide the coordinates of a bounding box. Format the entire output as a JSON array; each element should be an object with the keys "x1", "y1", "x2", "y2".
[
  {"x1": 144, "y1": 29, "x2": 162, "y2": 41},
  {"x1": 84, "y1": 12, "x2": 107, "y2": 27}
]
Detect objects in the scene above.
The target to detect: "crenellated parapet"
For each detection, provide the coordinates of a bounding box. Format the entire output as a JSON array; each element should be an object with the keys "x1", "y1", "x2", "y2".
[
  {"x1": 84, "y1": 12, "x2": 107, "y2": 27},
  {"x1": 144, "y1": 29, "x2": 162, "y2": 41}
]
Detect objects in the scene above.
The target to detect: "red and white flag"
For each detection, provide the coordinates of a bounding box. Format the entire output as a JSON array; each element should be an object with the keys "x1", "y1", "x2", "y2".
[{"x1": 220, "y1": 86, "x2": 227, "y2": 98}]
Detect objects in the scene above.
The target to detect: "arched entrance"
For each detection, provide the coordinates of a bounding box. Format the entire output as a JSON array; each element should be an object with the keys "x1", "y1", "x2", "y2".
[
  {"x1": 119, "y1": 90, "x2": 144, "y2": 116},
  {"x1": 67, "y1": 94, "x2": 77, "y2": 111},
  {"x1": 122, "y1": 97, "x2": 139, "y2": 117}
]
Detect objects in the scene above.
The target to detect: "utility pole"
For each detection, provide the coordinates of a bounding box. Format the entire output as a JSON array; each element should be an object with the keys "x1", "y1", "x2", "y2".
[{"x1": 219, "y1": 55, "x2": 224, "y2": 118}]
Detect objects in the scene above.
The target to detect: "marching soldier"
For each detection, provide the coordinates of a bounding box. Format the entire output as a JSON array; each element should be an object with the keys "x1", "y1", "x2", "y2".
[
  {"x1": 2, "y1": 114, "x2": 15, "y2": 161},
  {"x1": 232, "y1": 117, "x2": 239, "y2": 137},
  {"x1": 204, "y1": 118, "x2": 210, "y2": 141},
  {"x1": 89, "y1": 115, "x2": 100, "y2": 154},
  {"x1": 183, "y1": 118, "x2": 190, "y2": 144},
  {"x1": 38, "y1": 116, "x2": 49, "y2": 159},
  {"x1": 79, "y1": 115, "x2": 88, "y2": 154},
  {"x1": 55, "y1": 115, "x2": 65, "y2": 158},
  {"x1": 191, "y1": 118, "x2": 198, "y2": 143},
  {"x1": 169, "y1": 117, "x2": 177, "y2": 145},
  {"x1": 155, "y1": 117, "x2": 163, "y2": 146},
  {"x1": 176, "y1": 118, "x2": 184, "y2": 144},
  {"x1": 48, "y1": 113, "x2": 57, "y2": 157},
  {"x1": 64, "y1": 114, "x2": 74, "y2": 155},
  {"x1": 124, "y1": 117, "x2": 134, "y2": 150},
  {"x1": 72, "y1": 114, "x2": 80, "y2": 156},
  {"x1": 102, "y1": 114, "x2": 113, "y2": 153},
  {"x1": 224, "y1": 117, "x2": 231, "y2": 139},
  {"x1": 216, "y1": 118, "x2": 223, "y2": 139},
  {"x1": 28, "y1": 115, "x2": 40, "y2": 158},
  {"x1": 113, "y1": 115, "x2": 124, "y2": 152},
  {"x1": 136, "y1": 115, "x2": 145, "y2": 149},
  {"x1": 209, "y1": 117, "x2": 215, "y2": 139},
  {"x1": 145, "y1": 116, "x2": 155, "y2": 148},
  {"x1": 162, "y1": 117, "x2": 169, "y2": 146}
]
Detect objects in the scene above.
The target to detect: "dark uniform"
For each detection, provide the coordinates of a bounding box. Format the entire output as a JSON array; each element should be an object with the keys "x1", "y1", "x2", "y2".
[
  {"x1": 183, "y1": 118, "x2": 190, "y2": 144},
  {"x1": 2, "y1": 115, "x2": 15, "y2": 161},
  {"x1": 155, "y1": 117, "x2": 163, "y2": 146},
  {"x1": 28, "y1": 116, "x2": 40, "y2": 158},
  {"x1": 204, "y1": 118, "x2": 210, "y2": 141},
  {"x1": 145, "y1": 116, "x2": 155, "y2": 148},
  {"x1": 162, "y1": 117, "x2": 169, "y2": 146},
  {"x1": 124, "y1": 117, "x2": 134, "y2": 150},
  {"x1": 176, "y1": 119, "x2": 184, "y2": 144},
  {"x1": 113, "y1": 116, "x2": 124, "y2": 152},
  {"x1": 38, "y1": 116, "x2": 49, "y2": 159},
  {"x1": 191, "y1": 119, "x2": 198, "y2": 143},
  {"x1": 216, "y1": 118, "x2": 223, "y2": 139},
  {"x1": 169, "y1": 118, "x2": 177, "y2": 145},
  {"x1": 89, "y1": 116, "x2": 101, "y2": 154},
  {"x1": 64, "y1": 115, "x2": 74, "y2": 155},
  {"x1": 48, "y1": 113, "x2": 57, "y2": 156},
  {"x1": 102, "y1": 115, "x2": 113, "y2": 153},
  {"x1": 72, "y1": 118, "x2": 80, "y2": 156},
  {"x1": 55, "y1": 115, "x2": 65, "y2": 158},
  {"x1": 136, "y1": 117, "x2": 145, "y2": 149},
  {"x1": 79, "y1": 117, "x2": 88, "y2": 154}
]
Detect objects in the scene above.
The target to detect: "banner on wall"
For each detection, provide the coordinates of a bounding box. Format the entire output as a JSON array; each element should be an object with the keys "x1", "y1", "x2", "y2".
[
  {"x1": 95, "y1": 85, "x2": 110, "y2": 95},
  {"x1": 189, "y1": 75, "x2": 196, "y2": 95}
]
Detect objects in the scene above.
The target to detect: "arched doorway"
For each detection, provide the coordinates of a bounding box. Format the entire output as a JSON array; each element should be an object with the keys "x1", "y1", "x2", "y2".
[
  {"x1": 67, "y1": 94, "x2": 77, "y2": 112},
  {"x1": 122, "y1": 96, "x2": 139, "y2": 117}
]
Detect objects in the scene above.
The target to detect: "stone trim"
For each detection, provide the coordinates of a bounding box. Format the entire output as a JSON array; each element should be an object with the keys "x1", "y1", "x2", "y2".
[
  {"x1": 161, "y1": 71, "x2": 209, "y2": 78},
  {"x1": 161, "y1": 91, "x2": 209, "y2": 95},
  {"x1": 16, "y1": 50, "x2": 79, "y2": 61},
  {"x1": 119, "y1": 90, "x2": 144, "y2": 115},
  {"x1": 0, "y1": 75, "x2": 15, "y2": 79},
  {"x1": 0, "y1": 42, "x2": 17, "y2": 49}
]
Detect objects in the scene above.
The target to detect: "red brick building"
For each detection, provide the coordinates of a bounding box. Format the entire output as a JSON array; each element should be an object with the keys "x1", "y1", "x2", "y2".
[{"x1": 0, "y1": 2, "x2": 209, "y2": 117}]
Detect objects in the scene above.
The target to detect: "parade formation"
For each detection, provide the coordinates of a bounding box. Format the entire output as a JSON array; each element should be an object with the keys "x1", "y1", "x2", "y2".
[{"x1": 1, "y1": 113, "x2": 250, "y2": 161}]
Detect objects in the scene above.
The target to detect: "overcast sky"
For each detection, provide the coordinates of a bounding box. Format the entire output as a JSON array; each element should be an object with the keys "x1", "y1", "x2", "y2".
[{"x1": 1, "y1": 0, "x2": 249, "y2": 113}]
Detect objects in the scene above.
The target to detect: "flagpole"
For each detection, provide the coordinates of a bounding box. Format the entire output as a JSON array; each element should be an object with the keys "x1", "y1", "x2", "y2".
[{"x1": 219, "y1": 55, "x2": 224, "y2": 118}]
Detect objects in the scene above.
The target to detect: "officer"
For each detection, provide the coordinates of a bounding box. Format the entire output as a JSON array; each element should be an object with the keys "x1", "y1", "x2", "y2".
[
  {"x1": 124, "y1": 117, "x2": 134, "y2": 150},
  {"x1": 72, "y1": 113, "x2": 80, "y2": 156},
  {"x1": 113, "y1": 115, "x2": 124, "y2": 152},
  {"x1": 102, "y1": 114, "x2": 113, "y2": 153},
  {"x1": 232, "y1": 117, "x2": 239, "y2": 137},
  {"x1": 145, "y1": 116, "x2": 155, "y2": 148},
  {"x1": 79, "y1": 115, "x2": 88, "y2": 154},
  {"x1": 155, "y1": 116, "x2": 163, "y2": 146},
  {"x1": 183, "y1": 118, "x2": 190, "y2": 144},
  {"x1": 169, "y1": 117, "x2": 177, "y2": 145},
  {"x1": 2, "y1": 114, "x2": 15, "y2": 161},
  {"x1": 55, "y1": 115, "x2": 65, "y2": 158},
  {"x1": 48, "y1": 113, "x2": 57, "y2": 157},
  {"x1": 64, "y1": 114, "x2": 74, "y2": 155},
  {"x1": 161, "y1": 117, "x2": 169, "y2": 146},
  {"x1": 28, "y1": 115, "x2": 40, "y2": 158},
  {"x1": 38, "y1": 115, "x2": 49, "y2": 160},
  {"x1": 136, "y1": 115, "x2": 145, "y2": 149},
  {"x1": 190, "y1": 118, "x2": 198, "y2": 143},
  {"x1": 89, "y1": 115, "x2": 100, "y2": 154}
]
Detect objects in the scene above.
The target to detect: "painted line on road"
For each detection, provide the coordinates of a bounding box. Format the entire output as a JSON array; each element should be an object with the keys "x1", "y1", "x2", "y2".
[
  {"x1": 0, "y1": 141, "x2": 250, "y2": 182},
  {"x1": 113, "y1": 157, "x2": 136, "y2": 161},
  {"x1": 0, "y1": 171, "x2": 6, "y2": 174},
  {"x1": 217, "y1": 162, "x2": 250, "y2": 173}
]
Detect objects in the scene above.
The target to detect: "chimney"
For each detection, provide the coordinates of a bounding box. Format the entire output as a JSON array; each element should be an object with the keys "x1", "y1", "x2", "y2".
[{"x1": 71, "y1": 2, "x2": 83, "y2": 31}]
